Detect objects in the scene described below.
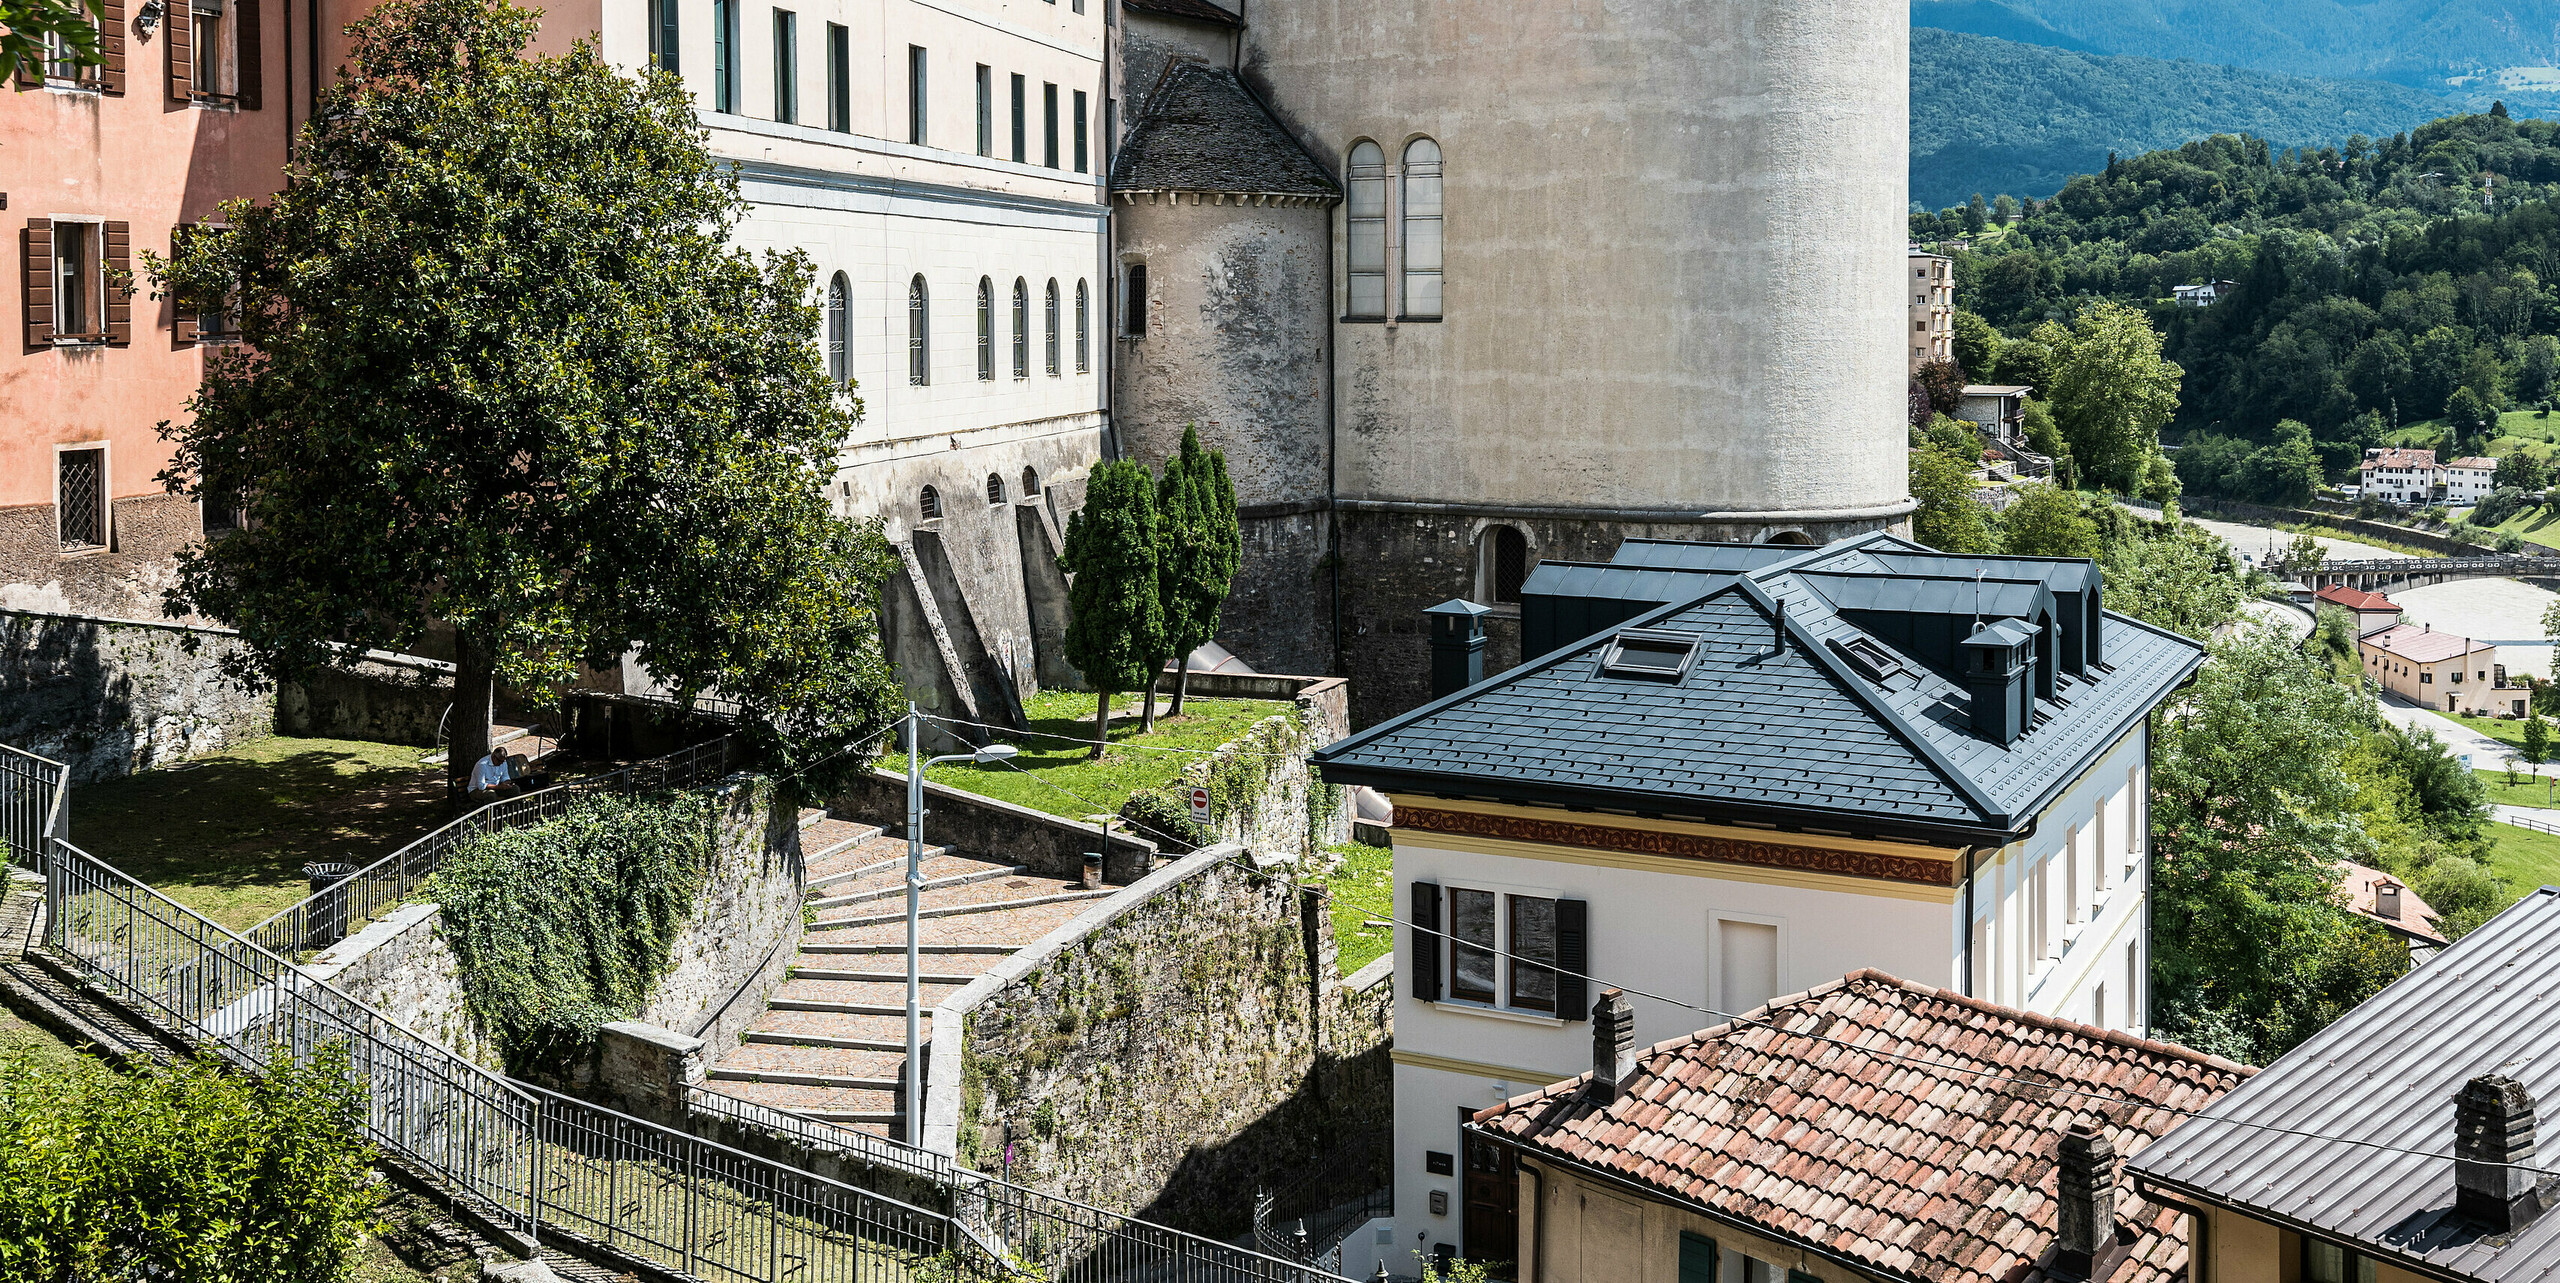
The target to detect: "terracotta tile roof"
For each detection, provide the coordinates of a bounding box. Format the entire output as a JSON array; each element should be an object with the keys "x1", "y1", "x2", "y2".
[
  {"x1": 2358, "y1": 622, "x2": 2489, "y2": 664},
  {"x1": 2360, "y1": 448, "x2": 2437, "y2": 470},
  {"x1": 1473, "y1": 970, "x2": 2251, "y2": 1283},
  {"x1": 2448, "y1": 456, "x2": 2499, "y2": 470},
  {"x1": 2314, "y1": 585, "x2": 2395, "y2": 612},
  {"x1": 2336, "y1": 860, "x2": 2447, "y2": 944}
]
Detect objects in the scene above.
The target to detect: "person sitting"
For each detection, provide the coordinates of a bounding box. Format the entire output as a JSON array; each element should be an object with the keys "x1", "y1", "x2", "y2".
[{"x1": 466, "y1": 745, "x2": 521, "y2": 800}]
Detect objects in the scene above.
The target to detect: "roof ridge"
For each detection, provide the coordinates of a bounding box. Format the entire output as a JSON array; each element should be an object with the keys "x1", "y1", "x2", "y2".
[{"x1": 1835, "y1": 968, "x2": 2258, "y2": 1077}]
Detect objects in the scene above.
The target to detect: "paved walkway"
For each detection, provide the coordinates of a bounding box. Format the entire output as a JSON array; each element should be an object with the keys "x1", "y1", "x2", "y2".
[
  {"x1": 2495, "y1": 803, "x2": 2560, "y2": 830},
  {"x1": 2373, "y1": 694, "x2": 2555, "y2": 776},
  {"x1": 694, "y1": 807, "x2": 1116, "y2": 1139}
]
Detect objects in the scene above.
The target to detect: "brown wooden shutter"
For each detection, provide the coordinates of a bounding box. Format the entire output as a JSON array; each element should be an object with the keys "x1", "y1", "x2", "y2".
[
  {"x1": 12, "y1": 47, "x2": 40, "y2": 87},
  {"x1": 234, "y1": 0, "x2": 259, "y2": 108},
  {"x1": 170, "y1": 226, "x2": 199, "y2": 345},
  {"x1": 167, "y1": 6, "x2": 193, "y2": 100},
  {"x1": 103, "y1": 221, "x2": 131, "y2": 346},
  {"x1": 1413, "y1": 881, "x2": 1442, "y2": 1002},
  {"x1": 97, "y1": 0, "x2": 126, "y2": 94},
  {"x1": 21, "y1": 219, "x2": 52, "y2": 347}
]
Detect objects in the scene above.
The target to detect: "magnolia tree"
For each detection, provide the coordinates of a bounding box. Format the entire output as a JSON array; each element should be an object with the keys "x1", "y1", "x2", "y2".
[{"x1": 154, "y1": 0, "x2": 903, "y2": 794}]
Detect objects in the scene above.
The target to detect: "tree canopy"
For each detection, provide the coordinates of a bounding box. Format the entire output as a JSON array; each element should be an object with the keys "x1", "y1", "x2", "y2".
[
  {"x1": 1060, "y1": 460, "x2": 1163, "y2": 753},
  {"x1": 153, "y1": 0, "x2": 903, "y2": 791},
  {"x1": 1154, "y1": 425, "x2": 1241, "y2": 719}
]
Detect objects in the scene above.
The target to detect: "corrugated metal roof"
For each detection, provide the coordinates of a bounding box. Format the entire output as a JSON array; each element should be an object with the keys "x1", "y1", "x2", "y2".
[
  {"x1": 2128, "y1": 888, "x2": 2560, "y2": 1283},
  {"x1": 1609, "y1": 539, "x2": 1803, "y2": 573}
]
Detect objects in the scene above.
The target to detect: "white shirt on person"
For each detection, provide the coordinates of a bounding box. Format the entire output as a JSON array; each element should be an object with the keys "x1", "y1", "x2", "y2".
[{"x1": 469, "y1": 754, "x2": 510, "y2": 793}]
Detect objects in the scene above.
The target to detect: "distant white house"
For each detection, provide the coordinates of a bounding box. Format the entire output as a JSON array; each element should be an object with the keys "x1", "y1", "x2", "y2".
[{"x1": 2172, "y1": 279, "x2": 2237, "y2": 307}]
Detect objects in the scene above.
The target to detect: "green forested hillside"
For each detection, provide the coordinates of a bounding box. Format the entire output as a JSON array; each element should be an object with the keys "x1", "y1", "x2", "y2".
[
  {"x1": 1914, "y1": 28, "x2": 2455, "y2": 206},
  {"x1": 1930, "y1": 109, "x2": 2560, "y2": 505},
  {"x1": 1915, "y1": 0, "x2": 2560, "y2": 86}
]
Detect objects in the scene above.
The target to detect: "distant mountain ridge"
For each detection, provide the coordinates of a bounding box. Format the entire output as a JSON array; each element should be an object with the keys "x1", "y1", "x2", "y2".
[
  {"x1": 1913, "y1": 0, "x2": 2560, "y2": 87},
  {"x1": 1912, "y1": 28, "x2": 2458, "y2": 206}
]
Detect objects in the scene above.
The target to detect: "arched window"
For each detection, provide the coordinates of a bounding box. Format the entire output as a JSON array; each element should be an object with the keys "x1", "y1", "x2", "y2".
[
  {"x1": 919, "y1": 485, "x2": 942, "y2": 520},
  {"x1": 1345, "y1": 140, "x2": 1387, "y2": 319},
  {"x1": 1763, "y1": 530, "x2": 1816, "y2": 546},
  {"x1": 1123, "y1": 263, "x2": 1146, "y2": 336},
  {"x1": 1482, "y1": 525, "x2": 1529, "y2": 604},
  {"x1": 1074, "y1": 280, "x2": 1090, "y2": 372},
  {"x1": 1012, "y1": 278, "x2": 1030, "y2": 378},
  {"x1": 1044, "y1": 279, "x2": 1061, "y2": 376},
  {"x1": 825, "y1": 272, "x2": 850, "y2": 384},
  {"x1": 987, "y1": 473, "x2": 1007, "y2": 505},
  {"x1": 1402, "y1": 137, "x2": 1443, "y2": 317},
  {"x1": 907, "y1": 275, "x2": 930, "y2": 385},
  {"x1": 1021, "y1": 466, "x2": 1041, "y2": 497},
  {"x1": 976, "y1": 277, "x2": 995, "y2": 381}
]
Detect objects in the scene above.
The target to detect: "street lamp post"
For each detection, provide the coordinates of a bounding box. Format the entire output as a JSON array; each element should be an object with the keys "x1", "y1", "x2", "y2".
[{"x1": 903, "y1": 703, "x2": 1015, "y2": 1143}]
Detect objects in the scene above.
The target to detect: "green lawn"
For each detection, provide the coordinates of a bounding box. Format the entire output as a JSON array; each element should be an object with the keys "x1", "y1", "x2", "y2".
[
  {"x1": 68, "y1": 736, "x2": 451, "y2": 931},
  {"x1": 2385, "y1": 410, "x2": 2560, "y2": 456},
  {"x1": 894, "y1": 691, "x2": 1293, "y2": 829},
  {"x1": 2489, "y1": 822, "x2": 2560, "y2": 898},
  {"x1": 0, "y1": 1002, "x2": 89, "y2": 1076},
  {"x1": 2446, "y1": 712, "x2": 2535, "y2": 750},
  {"x1": 2475, "y1": 767, "x2": 2560, "y2": 809},
  {"x1": 1311, "y1": 841, "x2": 1394, "y2": 975}
]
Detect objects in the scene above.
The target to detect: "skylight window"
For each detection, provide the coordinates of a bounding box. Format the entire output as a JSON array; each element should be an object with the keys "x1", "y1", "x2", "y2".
[
  {"x1": 1599, "y1": 629, "x2": 1703, "y2": 682},
  {"x1": 1829, "y1": 636, "x2": 1904, "y2": 684}
]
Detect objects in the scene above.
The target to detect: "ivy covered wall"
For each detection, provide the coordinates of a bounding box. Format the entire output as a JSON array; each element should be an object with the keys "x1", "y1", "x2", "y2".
[{"x1": 1122, "y1": 676, "x2": 1352, "y2": 859}]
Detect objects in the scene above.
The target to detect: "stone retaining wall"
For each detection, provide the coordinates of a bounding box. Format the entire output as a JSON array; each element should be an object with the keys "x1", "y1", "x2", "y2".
[
  {"x1": 926, "y1": 844, "x2": 1394, "y2": 1236},
  {"x1": 831, "y1": 768, "x2": 1160, "y2": 885}
]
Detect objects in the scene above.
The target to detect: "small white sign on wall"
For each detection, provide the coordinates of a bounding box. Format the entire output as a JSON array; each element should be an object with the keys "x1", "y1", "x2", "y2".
[{"x1": 1188, "y1": 786, "x2": 1211, "y2": 824}]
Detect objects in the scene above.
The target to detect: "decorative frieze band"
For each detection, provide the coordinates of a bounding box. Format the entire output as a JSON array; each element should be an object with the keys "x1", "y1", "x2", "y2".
[{"x1": 1396, "y1": 807, "x2": 1956, "y2": 887}]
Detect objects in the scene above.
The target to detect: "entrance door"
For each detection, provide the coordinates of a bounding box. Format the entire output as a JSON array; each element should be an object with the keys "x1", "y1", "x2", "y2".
[{"x1": 1461, "y1": 1109, "x2": 1519, "y2": 1276}]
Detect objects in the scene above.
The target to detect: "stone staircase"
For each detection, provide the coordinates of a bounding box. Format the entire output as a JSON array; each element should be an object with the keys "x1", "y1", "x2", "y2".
[{"x1": 696, "y1": 808, "x2": 1116, "y2": 1138}]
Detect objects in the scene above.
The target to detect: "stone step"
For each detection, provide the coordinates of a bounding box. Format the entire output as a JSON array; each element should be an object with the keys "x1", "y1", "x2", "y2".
[
  {"x1": 790, "y1": 966, "x2": 980, "y2": 986},
  {"x1": 702, "y1": 1081, "x2": 903, "y2": 1129},
  {"x1": 795, "y1": 941, "x2": 1017, "y2": 956},
  {"x1": 743, "y1": 1030, "x2": 906, "y2": 1053},
  {"x1": 808, "y1": 834, "x2": 943, "y2": 886},
  {"x1": 803, "y1": 825, "x2": 889, "y2": 883},
  {"x1": 809, "y1": 851, "x2": 1000, "y2": 900},
  {"x1": 809, "y1": 888, "x2": 1112, "y2": 931},
  {"x1": 706, "y1": 1067, "x2": 902, "y2": 1091},
  {"x1": 797, "y1": 807, "x2": 827, "y2": 830},
  {"x1": 777, "y1": 975, "x2": 965, "y2": 1006},
  {"x1": 768, "y1": 998, "x2": 940, "y2": 1017},
  {"x1": 808, "y1": 864, "x2": 1027, "y2": 911}
]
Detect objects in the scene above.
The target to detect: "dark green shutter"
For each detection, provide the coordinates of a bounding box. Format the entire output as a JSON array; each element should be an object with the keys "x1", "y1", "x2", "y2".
[
  {"x1": 1413, "y1": 882, "x2": 1442, "y2": 1002},
  {"x1": 1679, "y1": 1232, "x2": 1717, "y2": 1283},
  {"x1": 1557, "y1": 898, "x2": 1589, "y2": 1020}
]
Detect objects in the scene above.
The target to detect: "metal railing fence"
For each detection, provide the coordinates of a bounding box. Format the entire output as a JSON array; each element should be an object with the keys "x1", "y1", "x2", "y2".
[
  {"x1": 1, "y1": 743, "x2": 68, "y2": 871},
  {"x1": 43, "y1": 837, "x2": 543, "y2": 1237},
  {"x1": 687, "y1": 1084, "x2": 959, "y2": 1186},
  {"x1": 242, "y1": 736, "x2": 735, "y2": 957}
]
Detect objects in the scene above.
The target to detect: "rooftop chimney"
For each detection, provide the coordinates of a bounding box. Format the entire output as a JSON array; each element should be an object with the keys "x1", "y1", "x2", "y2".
[
  {"x1": 1959, "y1": 618, "x2": 2036, "y2": 746},
  {"x1": 1423, "y1": 599, "x2": 1492, "y2": 700},
  {"x1": 1588, "y1": 989, "x2": 1635, "y2": 1105},
  {"x1": 2456, "y1": 1074, "x2": 2544, "y2": 1233},
  {"x1": 2054, "y1": 1122, "x2": 2119, "y2": 1279},
  {"x1": 2375, "y1": 879, "x2": 2402, "y2": 922}
]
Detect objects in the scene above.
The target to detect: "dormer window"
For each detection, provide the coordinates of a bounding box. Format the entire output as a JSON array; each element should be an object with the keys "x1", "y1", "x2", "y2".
[{"x1": 1599, "y1": 629, "x2": 1702, "y2": 682}]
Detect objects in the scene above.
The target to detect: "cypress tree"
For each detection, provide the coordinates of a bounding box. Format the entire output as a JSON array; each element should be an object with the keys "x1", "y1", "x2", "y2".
[
  {"x1": 1060, "y1": 460, "x2": 1163, "y2": 757},
  {"x1": 1157, "y1": 424, "x2": 1243, "y2": 719}
]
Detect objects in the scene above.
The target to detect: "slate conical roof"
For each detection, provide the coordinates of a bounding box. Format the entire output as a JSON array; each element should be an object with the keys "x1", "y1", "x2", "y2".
[{"x1": 1109, "y1": 63, "x2": 1340, "y2": 201}]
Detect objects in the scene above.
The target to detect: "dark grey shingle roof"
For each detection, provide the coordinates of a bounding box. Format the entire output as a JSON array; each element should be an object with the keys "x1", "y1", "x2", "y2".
[
  {"x1": 1315, "y1": 532, "x2": 2205, "y2": 839},
  {"x1": 1109, "y1": 64, "x2": 1340, "y2": 198},
  {"x1": 2128, "y1": 888, "x2": 2560, "y2": 1283},
  {"x1": 1123, "y1": 0, "x2": 1240, "y2": 25}
]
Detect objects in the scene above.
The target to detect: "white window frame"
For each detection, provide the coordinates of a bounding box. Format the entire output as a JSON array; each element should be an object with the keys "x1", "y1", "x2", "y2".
[
  {"x1": 54, "y1": 440, "x2": 111, "y2": 554},
  {"x1": 1434, "y1": 878, "x2": 1565, "y2": 1024},
  {"x1": 50, "y1": 217, "x2": 107, "y2": 342},
  {"x1": 189, "y1": 0, "x2": 238, "y2": 100}
]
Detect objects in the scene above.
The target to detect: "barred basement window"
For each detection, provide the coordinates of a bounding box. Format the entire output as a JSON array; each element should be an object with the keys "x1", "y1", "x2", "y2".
[
  {"x1": 918, "y1": 485, "x2": 942, "y2": 520},
  {"x1": 57, "y1": 448, "x2": 106, "y2": 550},
  {"x1": 986, "y1": 473, "x2": 1005, "y2": 505}
]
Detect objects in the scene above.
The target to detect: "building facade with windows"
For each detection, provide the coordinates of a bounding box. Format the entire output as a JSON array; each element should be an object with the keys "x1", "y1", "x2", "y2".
[
  {"x1": 3, "y1": 0, "x2": 289, "y2": 617},
  {"x1": 1114, "y1": 0, "x2": 1913, "y2": 722},
  {"x1": 1312, "y1": 531, "x2": 2205, "y2": 1271},
  {"x1": 1909, "y1": 251, "x2": 1953, "y2": 373},
  {"x1": 2357, "y1": 623, "x2": 2526, "y2": 716}
]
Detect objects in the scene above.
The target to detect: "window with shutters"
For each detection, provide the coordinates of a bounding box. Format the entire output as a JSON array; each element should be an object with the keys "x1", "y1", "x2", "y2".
[
  {"x1": 1011, "y1": 278, "x2": 1029, "y2": 379},
  {"x1": 1678, "y1": 1233, "x2": 1717, "y2": 1283},
  {"x1": 975, "y1": 277, "x2": 994, "y2": 381},
  {"x1": 1043, "y1": 279, "x2": 1059, "y2": 376},
  {"x1": 1072, "y1": 89, "x2": 1088, "y2": 173},
  {"x1": 974, "y1": 65, "x2": 991, "y2": 156},
  {"x1": 33, "y1": 0, "x2": 124, "y2": 94},
  {"x1": 34, "y1": 220, "x2": 129, "y2": 346},
  {"x1": 824, "y1": 272, "x2": 848, "y2": 384},
  {"x1": 166, "y1": 0, "x2": 252, "y2": 103},
  {"x1": 711, "y1": 0, "x2": 738, "y2": 112},
  {"x1": 52, "y1": 222, "x2": 103, "y2": 340},
  {"x1": 906, "y1": 274, "x2": 929, "y2": 385},
  {"x1": 1401, "y1": 137, "x2": 1444, "y2": 319},
  {"x1": 825, "y1": 24, "x2": 848, "y2": 132},
  {"x1": 647, "y1": 0, "x2": 679, "y2": 73},
  {"x1": 1344, "y1": 141, "x2": 1386, "y2": 318},
  {"x1": 174, "y1": 223, "x2": 241, "y2": 343},
  {"x1": 57, "y1": 447, "x2": 107, "y2": 551},
  {"x1": 1042, "y1": 82, "x2": 1058, "y2": 168},
  {"x1": 1437, "y1": 884, "x2": 1576, "y2": 1017},
  {"x1": 1009, "y1": 73, "x2": 1026, "y2": 163},
  {"x1": 1073, "y1": 279, "x2": 1089, "y2": 372},
  {"x1": 904, "y1": 44, "x2": 924, "y2": 143}
]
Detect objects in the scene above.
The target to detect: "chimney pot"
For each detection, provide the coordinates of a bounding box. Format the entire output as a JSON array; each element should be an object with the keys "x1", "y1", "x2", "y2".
[
  {"x1": 1589, "y1": 989, "x2": 1636, "y2": 1105},
  {"x1": 2055, "y1": 1122, "x2": 2118, "y2": 1278},
  {"x1": 2375, "y1": 880, "x2": 2401, "y2": 921},
  {"x1": 1422, "y1": 599, "x2": 1492, "y2": 700},
  {"x1": 2455, "y1": 1074, "x2": 2544, "y2": 1233}
]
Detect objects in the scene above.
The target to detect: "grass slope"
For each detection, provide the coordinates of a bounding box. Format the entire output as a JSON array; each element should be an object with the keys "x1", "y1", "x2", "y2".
[
  {"x1": 1912, "y1": 27, "x2": 2455, "y2": 205},
  {"x1": 1312, "y1": 842, "x2": 1393, "y2": 975},
  {"x1": 2489, "y1": 822, "x2": 2560, "y2": 899},
  {"x1": 894, "y1": 690, "x2": 1287, "y2": 831}
]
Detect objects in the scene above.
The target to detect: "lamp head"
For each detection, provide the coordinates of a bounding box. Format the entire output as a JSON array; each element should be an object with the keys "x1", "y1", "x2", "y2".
[{"x1": 971, "y1": 744, "x2": 1019, "y2": 765}]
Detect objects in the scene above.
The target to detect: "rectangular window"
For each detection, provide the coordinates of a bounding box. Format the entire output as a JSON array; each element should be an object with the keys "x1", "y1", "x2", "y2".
[
  {"x1": 1042, "y1": 82, "x2": 1058, "y2": 168},
  {"x1": 711, "y1": 0, "x2": 737, "y2": 112},
  {"x1": 1072, "y1": 89, "x2": 1088, "y2": 173},
  {"x1": 905, "y1": 45, "x2": 926, "y2": 144},
  {"x1": 57, "y1": 448, "x2": 106, "y2": 550},
  {"x1": 52, "y1": 222, "x2": 100, "y2": 339},
  {"x1": 1009, "y1": 73, "x2": 1025, "y2": 163},
  {"x1": 772, "y1": 11, "x2": 796, "y2": 124},
  {"x1": 1448, "y1": 889, "x2": 1495, "y2": 1003},
  {"x1": 1346, "y1": 147, "x2": 1386, "y2": 318},
  {"x1": 975, "y1": 64, "x2": 992, "y2": 156},
  {"x1": 2302, "y1": 1240, "x2": 2378, "y2": 1283},
  {"x1": 1508, "y1": 895, "x2": 1557, "y2": 1012},
  {"x1": 648, "y1": 0, "x2": 679, "y2": 73},
  {"x1": 1402, "y1": 145, "x2": 1443, "y2": 318},
  {"x1": 192, "y1": 0, "x2": 224, "y2": 95},
  {"x1": 826, "y1": 24, "x2": 848, "y2": 132}
]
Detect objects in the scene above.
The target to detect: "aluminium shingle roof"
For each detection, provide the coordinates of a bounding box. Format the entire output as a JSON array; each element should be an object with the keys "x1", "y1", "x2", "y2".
[
  {"x1": 1316, "y1": 532, "x2": 2205, "y2": 840},
  {"x1": 2128, "y1": 889, "x2": 2560, "y2": 1283},
  {"x1": 1474, "y1": 970, "x2": 2252, "y2": 1283},
  {"x1": 1109, "y1": 63, "x2": 1340, "y2": 198}
]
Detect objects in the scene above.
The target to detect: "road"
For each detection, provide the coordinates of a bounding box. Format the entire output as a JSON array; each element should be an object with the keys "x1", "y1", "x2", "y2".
[
  {"x1": 2495, "y1": 803, "x2": 2560, "y2": 831},
  {"x1": 2374, "y1": 692, "x2": 2555, "y2": 777}
]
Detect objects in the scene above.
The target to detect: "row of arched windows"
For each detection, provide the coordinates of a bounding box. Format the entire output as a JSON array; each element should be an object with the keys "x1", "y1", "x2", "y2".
[
  {"x1": 1345, "y1": 136, "x2": 1443, "y2": 321},
  {"x1": 917, "y1": 467, "x2": 1043, "y2": 523},
  {"x1": 908, "y1": 273, "x2": 1089, "y2": 387}
]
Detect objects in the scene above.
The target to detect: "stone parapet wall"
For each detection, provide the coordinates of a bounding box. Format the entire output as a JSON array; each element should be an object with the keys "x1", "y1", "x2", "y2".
[
  {"x1": 927, "y1": 844, "x2": 1393, "y2": 1235},
  {"x1": 0, "y1": 609, "x2": 274, "y2": 784},
  {"x1": 832, "y1": 768, "x2": 1159, "y2": 886},
  {"x1": 305, "y1": 902, "x2": 505, "y2": 1070}
]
